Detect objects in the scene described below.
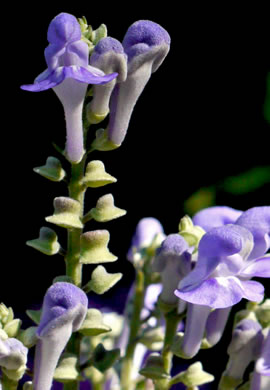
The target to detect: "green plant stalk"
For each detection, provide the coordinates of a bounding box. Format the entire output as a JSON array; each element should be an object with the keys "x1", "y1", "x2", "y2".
[
  {"x1": 63, "y1": 155, "x2": 87, "y2": 390},
  {"x1": 155, "y1": 310, "x2": 180, "y2": 390},
  {"x1": 120, "y1": 269, "x2": 146, "y2": 390},
  {"x1": 65, "y1": 155, "x2": 87, "y2": 286},
  {"x1": 1, "y1": 374, "x2": 18, "y2": 390}
]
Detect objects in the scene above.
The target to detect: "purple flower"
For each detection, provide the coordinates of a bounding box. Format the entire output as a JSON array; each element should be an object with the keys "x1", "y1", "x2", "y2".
[
  {"x1": 153, "y1": 234, "x2": 192, "y2": 305},
  {"x1": 0, "y1": 338, "x2": 28, "y2": 370},
  {"x1": 127, "y1": 217, "x2": 165, "y2": 262},
  {"x1": 256, "y1": 329, "x2": 270, "y2": 376},
  {"x1": 107, "y1": 20, "x2": 170, "y2": 146},
  {"x1": 88, "y1": 37, "x2": 128, "y2": 123},
  {"x1": 21, "y1": 13, "x2": 117, "y2": 163},
  {"x1": 175, "y1": 206, "x2": 270, "y2": 357},
  {"x1": 33, "y1": 282, "x2": 88, "y2": 390},
  {"x1": 219, "y1": 319, "x2": 264, "y2": 388}
]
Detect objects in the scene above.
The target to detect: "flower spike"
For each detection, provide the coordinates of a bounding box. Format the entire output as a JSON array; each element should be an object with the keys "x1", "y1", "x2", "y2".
[
  {"x1": 107, "y1": 20, "x2": 170, "y2": 146},
  {"x1": 33, "y1": 282, "x2": 88, "y2": 390},
  {"x1": 20, "y1": 13, "x2": 118, "y2": 163}
]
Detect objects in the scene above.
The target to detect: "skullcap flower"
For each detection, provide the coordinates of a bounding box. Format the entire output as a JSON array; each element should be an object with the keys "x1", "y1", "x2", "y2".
[
  {"x1": 21, "y1": 13, "x2": 117, "y2": 163},
  {"x1": 0, "y1": 338, "x2": 28, "y2": 370},
  {"x1": 175, "y1": 206, "x2": 270, "y2": 358},
  {"x1": 33, "y1": 282, "x2": 88, "y2": 390},
  {"x1": 107, "y1": 20, "x2": 170, "y2": 146},
  {"x1": 127, "y1": 217, "x2": 165, "y2": 262},
  {"x1": 192, "y1": 206, "x2": 243, "y2": 232},
  {"x1": 153, "y1": 234, "x2": 191, "y2": 305}
]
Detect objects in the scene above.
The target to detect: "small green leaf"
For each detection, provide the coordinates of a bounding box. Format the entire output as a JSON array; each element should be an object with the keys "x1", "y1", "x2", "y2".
[
  {"x1": 86, "y1": 265, "x2": 122, "y2": 294},
  {"x1": 26, "y1": 309, "x2": 42, "y2": 325},
  {"x1": 92, "y1": 344, "x2": 120, "y2": 373},
  {"x1": 78, "y1": 309, "x2": 111, "y2": 336}
]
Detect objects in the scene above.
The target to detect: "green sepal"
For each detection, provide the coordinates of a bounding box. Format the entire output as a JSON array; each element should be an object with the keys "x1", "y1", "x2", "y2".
[
  {"x1": 91, "y1": 24, "x2": 107, "y2": 45},
  {"x1": 254, "y1": 299, "x2": 270, "y2": 327},
  {"x1": 91, "y1": 128, "x2": 120, "y2": 152},
  {"x1": 85, "y1": 265, "x2": 122, "y2": 294},
  {"x1": 86, "y1": 107, "x2": 109, "y2": 125},
  {"x1": 0, "y1": 304, "x2": 14, "y2": 326},
  {"x1": 2, "y1": 364, "x2": 26, "y2": 381},
  {"x1": 18, "y1": 326, "x2": 38, "y2": 348},
  {"x1": 4, "y1": 319, "x2": 21, "y2": 338},
  {"x1": 233, "y1": 309, "x2": 257, "y2": 327},
  {"x1": 139, "y1": 327, "x2": 164, "y2": 350},
  {"x1": 178, "y1": 215, "x2": 205, "y2": 251},
  {"x1": 23, "y1": 382, "x2": 33, "y2": 390},
  {"x1": 53, "y1": 275, "x2": 74, "y2": 284},
  {"x1": 170, "y1": 362, "x2": 214, "y2": 387},
  {"x1": 80, "y1": 230, "x2": 117, "y2": 264},
  {"x1": 26, "y1": 309, "x2": 42, "y2": 325},
  {"x1": 78, "y1": 309, "x2": 111, "y2": 336},
  {"x1": 54, "y1": 353, "x2": 83, "y2": 383},
  {"x1": 46, "y1": 197, "x2": 83, "y2": 229},
  {"x1": 139, "y1": 353, "x2": 170, "y2": 380},
  {"x1": 87, "y1": 194, "x2": 126, "y2": 223},
  {"x1": 33, "y1": 156, "x2": 66, "y2": 182},
  {"x1": 171, "y1": 332, "x2": 192, "y2": 359},
  {"x1": 83, "y1": 160, "x2": 117, "y2": 188},
  {"x1": 92, "y1": 343, "x2": 120, "y2": 373},
  {"x1": 26, "y1": 227, "x2": 60, "y2": 256}
]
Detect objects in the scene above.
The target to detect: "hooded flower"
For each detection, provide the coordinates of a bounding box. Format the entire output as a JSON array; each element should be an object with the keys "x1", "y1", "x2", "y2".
[
  {"x1": 20, "y1": 13, "x2": 117, "y2": 163},
  {"x1": 33, "y1": 282, "x2": 88, "y2": 390},
  {"x1": 127, "y1": 217, "x2": 165, "y2": 262},
  {"x1": 175, "y1": 206, "x2": 270, "y2": 358},
  {"x1": 106, "y1": 20, "x2": 170, "y2": 146}
]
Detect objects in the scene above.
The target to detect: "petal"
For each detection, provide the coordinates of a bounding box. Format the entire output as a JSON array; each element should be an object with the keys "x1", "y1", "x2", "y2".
[
  {"x1": 235, "y1": 206, "x2": 270, "y2": 259},
  {"x1": 192, "y1": 206, "x2": 243, "y2": 232},
  {"x1": 21, "y1": 66, "x2": 118, "y2": 92},
  {"x1": 240, "y1": 256, "x2": 270, "y2": 278},
  {"x1": 176, "y1": 276, "x2": 263, "y2": 309}
]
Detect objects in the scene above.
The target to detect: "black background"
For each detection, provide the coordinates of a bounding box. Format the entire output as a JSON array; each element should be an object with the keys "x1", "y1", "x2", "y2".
[{"x1": 3, "y1": 3, "x2": 270, "y2": 388}]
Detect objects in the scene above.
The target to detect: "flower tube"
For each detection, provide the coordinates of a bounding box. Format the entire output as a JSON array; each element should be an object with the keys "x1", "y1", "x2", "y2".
[
  {"x1": 107, "y1": 20, "x2": 170, "y2": 146},
  {"x1": 21, "y1": 13, "x2": 117, "y2": 163},
  {"x1": 33, "y1": 282, "x2": 88, "y2": 390},
  {"x1": 250, "y1": 328, "x2": 270, "y2": 390},
  {"x1": 88, "y1": 37, "x2": 127, "y2": 123}
]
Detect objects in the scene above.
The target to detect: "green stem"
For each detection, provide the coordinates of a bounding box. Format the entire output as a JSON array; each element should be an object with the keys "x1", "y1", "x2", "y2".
[
  {"x1": 1, "y1": 374, "x2": 18, "y2": 390},
  {"x1": 121, "y1": 270, "x2": 146, "y2": 390},
  {"x1": 155, "y1": 310, "x2": 180, "y2": 390},
  {"x1": 65, "y1": 155, "x2": 87, "y2": 286}
]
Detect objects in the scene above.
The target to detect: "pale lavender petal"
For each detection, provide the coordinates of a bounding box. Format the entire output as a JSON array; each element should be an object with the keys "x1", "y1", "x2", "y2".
[
  {"x1": 176, "y1": 276, "x2": 263, "y2": 309},
  {"x1": 240, "y1": 256, "x2": 270, "y2": 278},
  {"x1": 0, "y1": 338, "x2": 28, "y2": 370},
  {"x1": 235, "y1": 206, "x2": 270, "y2": 259},
  {"x1": 205, "y1": 307, "x2": 231, "y2": 346},
  {"x1": 33, "y1": 282, "x2": 88, "y2": 390},
  {"x1": 180, "y1": 303, "x2": 212, "y2": 358},
  {"x1": 192, "y1": 206, "x2": 243, "y2": 232}
]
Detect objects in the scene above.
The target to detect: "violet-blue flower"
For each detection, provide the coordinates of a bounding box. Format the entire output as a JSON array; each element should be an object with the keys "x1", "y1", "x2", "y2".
[
  {"x1": 152, "y1": 234, "x2": 192, "y2": 306},
  {"x1": 33, "y1": 282, "x2": 88, "y2": 390},
  {"x1": 88, "y1": 37, "x2": 128, "y2": 123},
  {"x1": 20, "y1": 13, "x2": 118, "y2": 163},
  {"x1": 175, "y1": 206, "x2": 270, "y2": 358},
  {"x1": 127, "y1": 217, "x2": 165, "y2": 262},
  {"x1": 107, "y1": 20, "x2": 170, "y2": 146},
  {"x1": 0, "y1": 338, "x2": 28, "y2": 370},
  {"x1": 250, "y1": 328, "x2": 270, "y2": 390},
  {"x1": 219, "y1": 318, "x2": 264, "y2": 389}
]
